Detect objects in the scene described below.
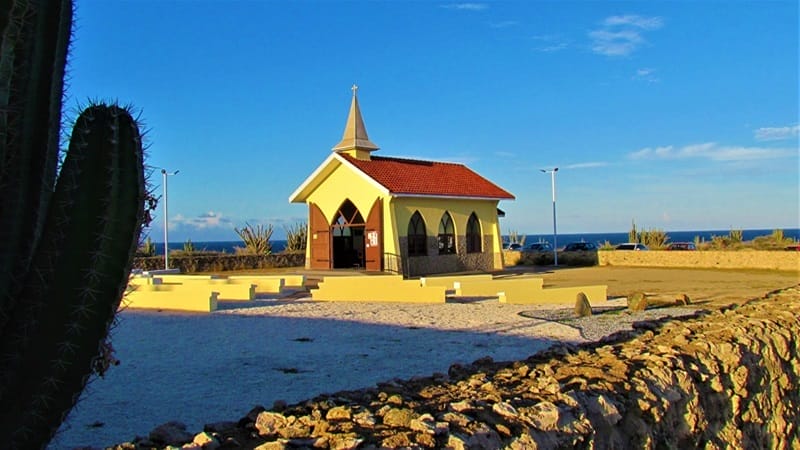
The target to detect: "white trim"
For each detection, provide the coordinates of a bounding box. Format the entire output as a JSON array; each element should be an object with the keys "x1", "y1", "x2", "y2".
[
  {"x1": 332, "y1": 153, "x2": 391, "y2": 196},
  {"x1": 288, "y1": 152, "x2": 391, "y2": 203},
  {"x1": 288, "y1": 153, "x2": 340, "y2": 203}
]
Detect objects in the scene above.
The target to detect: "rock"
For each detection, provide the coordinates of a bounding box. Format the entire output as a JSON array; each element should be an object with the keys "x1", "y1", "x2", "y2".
[
  {"x1": 382, "y1": 407, "x2": 416, "y2": 428},
  {"x1": 492, "y1": 401, "x2": 519, "y2": 419},
  {"x1": 523, "y1": 401, "x2": 560, "y2": 431},
  {"x1": 204, "y1": 421, "x2": 237, "y2": 434},
  {"x1": 255, "y1": 411, "x2": 288, "y2": 436},
  {"x1": 328, "y1": 434, "x2": 363, "y2": 450},
  {"x1": 574, "y1": 292, "x2": 593, "y2": 317},
  {"x1": 149, "y1": 421, "x2": 194, "y2": 447},
  {"x1": 192, "y1": 432, "x2": 219, "y2": 450},
  {"x1": 380, "y1": 431, "x2": 413, "y2": 448},
  {"x1": 627, "y1": 292, "x2": 648, "y2": 311},
  {"x1": 326, "y1": 406, "x2": 352, "y2": 421},
  {"x1": 676, "y1": 293, "x2": 691, "y2": 305},
  {"x1": 465, "y1": 423, "x2": 503, "y2": 449},
  {"x1": 254, "y1": 441, "x2": 287, "y2": 450}
]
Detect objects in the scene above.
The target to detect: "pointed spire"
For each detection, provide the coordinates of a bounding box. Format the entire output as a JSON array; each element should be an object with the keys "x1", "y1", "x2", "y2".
[{"x1": 332, "y1": 84, "x2": 379, "y2": 156}]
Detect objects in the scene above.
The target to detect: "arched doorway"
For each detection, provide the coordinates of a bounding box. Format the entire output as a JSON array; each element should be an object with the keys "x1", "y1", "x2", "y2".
[{"x1": 332, "y1": 199, "x2": 366, "y2": 268}]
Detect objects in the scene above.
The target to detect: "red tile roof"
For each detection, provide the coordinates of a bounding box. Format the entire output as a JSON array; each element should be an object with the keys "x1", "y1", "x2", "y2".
[{"x1": 341, "y1": 154, "x2": 514, "y2": 200}]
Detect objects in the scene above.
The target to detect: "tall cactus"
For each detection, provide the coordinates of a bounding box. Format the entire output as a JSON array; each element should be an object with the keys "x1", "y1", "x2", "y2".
[{"x1": 0, "y1": 1, "x2": 147, "y2": 448}]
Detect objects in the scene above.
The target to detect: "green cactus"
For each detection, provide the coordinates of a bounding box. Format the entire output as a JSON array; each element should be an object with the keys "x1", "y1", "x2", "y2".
[{"x1": 0, "y1": 1, "x2": 147, "y2": 448}]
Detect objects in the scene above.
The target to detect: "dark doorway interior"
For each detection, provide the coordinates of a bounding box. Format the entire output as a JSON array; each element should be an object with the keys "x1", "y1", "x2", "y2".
[{"x1": 331, "y1": 199, "x2": 366, "y2": 269}]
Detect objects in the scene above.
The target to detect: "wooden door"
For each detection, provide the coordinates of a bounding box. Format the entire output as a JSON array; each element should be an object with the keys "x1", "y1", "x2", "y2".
[
  {"x1": 364, "y1": 198, "x2": 383, "y2": 271},
  {"x1": 309, "y1": 203, "x2": 330, "y2": 269}
]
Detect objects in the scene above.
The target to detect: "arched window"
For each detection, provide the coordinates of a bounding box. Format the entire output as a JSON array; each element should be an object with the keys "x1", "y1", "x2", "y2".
[
  {"x1": 466, "y1": 212, "x2": 481, "y2": 253},
  {"x1": 407, "y1": 211, "x2": 427, "y2": 257},
  {"x1": 438, "y1": 212, "x2": 456, "y2": 254}
]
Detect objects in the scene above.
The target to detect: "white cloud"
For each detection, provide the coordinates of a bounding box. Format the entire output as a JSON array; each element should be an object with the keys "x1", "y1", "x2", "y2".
[
  {"x1": 533, "y1": 34, "x2": 570, "y2": 52},
  {"x1": 629, "y1": 142, "x2": 796, "y2": 162},
  {"x1": 754, "y1": 125, "x2": 799, "y2": 142},
  {"x1": 590, "y1": 14, "x2": 663, "y2": 57},
  {"x1": 489, "y1": 20, "x2": 518, "y2": 29},
  {"x1": 633, "y1": 67, "x2": 659, "y2": 83},
  {"x1": 441, "y1": 3, "x2": 488, "y2": 11},
  {"x1": 563, "y1": 162, "x2": 609, "y2": 169},
  {"x1": 603, "y1": 15, "x2": 663, "y2": 30},
  {"x1": 171, "y1": 211, "x2": 233, "y2": 230}
]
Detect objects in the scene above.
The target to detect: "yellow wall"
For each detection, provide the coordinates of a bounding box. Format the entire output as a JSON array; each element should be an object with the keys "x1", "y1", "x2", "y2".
[
  {"x1": 390, "y1": 196, "x2": 503, "y2": 254},
  {"x1": 304, "y1": 160, "x2": 386, "y2": 223}
]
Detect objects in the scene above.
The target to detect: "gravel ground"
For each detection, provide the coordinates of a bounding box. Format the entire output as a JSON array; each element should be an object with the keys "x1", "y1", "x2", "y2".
[{"x1": 520, "y1": 305, "x2": 706, "y2": 341}]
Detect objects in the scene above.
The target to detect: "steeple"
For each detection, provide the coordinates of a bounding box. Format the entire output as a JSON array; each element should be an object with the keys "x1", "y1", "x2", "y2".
[{"x1": 332, "y1": 84, "x2": 379, "y2": 160}]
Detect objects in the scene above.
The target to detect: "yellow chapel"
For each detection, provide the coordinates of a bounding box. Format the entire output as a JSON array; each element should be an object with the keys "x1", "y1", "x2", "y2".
[{"x1": 289, "y1": 87, "x2": 514, "y2": 277}]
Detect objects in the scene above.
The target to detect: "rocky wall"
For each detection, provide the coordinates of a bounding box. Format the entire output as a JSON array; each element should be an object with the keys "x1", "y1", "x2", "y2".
[
  {"x1": 132, "y1": 253, "x2": 305, "y2": 273},
  {"x1": 118, "y1": 287, "x2": 800, "y2": 449},
  {"x1": 599, "y1": 250, "x2": 799, "y2": 272}
]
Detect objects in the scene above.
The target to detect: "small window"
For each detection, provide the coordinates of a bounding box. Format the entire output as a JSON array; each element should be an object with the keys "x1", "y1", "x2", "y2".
[
  {"x1": 407, "y1": 211, "x2": 427, "y2": 257},
  {"x1": 438, "y1": 212, "x2": 456, "y2": 254},
  {"x1": 466, "y1": 213, "x2": 481, "y2": 253}
]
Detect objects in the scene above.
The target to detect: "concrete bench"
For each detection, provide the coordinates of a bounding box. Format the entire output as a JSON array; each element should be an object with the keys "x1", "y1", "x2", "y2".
[
  {"x1": 224, "y1": 276, "x2": 285, "y2": 294},
  {"x1": 311, "y1": 275, "x2": 446, "y2": 303},
  {"x1": 499, "y1": 284, "x2": 608, "y2": 305},
  {"x1": 128, "y1": 277, "x2": 256, "y2": 301},
  {"x1": 226, "y1": 274, "x2": 308, "y2": 292},
  {"x1": 453, "y1": 277, "x2": 544, "y2": 297},
  {"x1": 419, "y1": 274, "x2": 493, "y2": 288},
  {"x1": 124, "y1": 284, "x2": 218, "y2": 312}
]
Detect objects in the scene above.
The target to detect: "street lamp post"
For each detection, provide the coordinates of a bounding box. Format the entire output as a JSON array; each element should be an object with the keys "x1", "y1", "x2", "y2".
[
  {"x1": 540, "y1": 168, "x2": 559, "y2": 266},
  {"x1": 160, "y1": 168, "x2": 179, "y2": 270}
]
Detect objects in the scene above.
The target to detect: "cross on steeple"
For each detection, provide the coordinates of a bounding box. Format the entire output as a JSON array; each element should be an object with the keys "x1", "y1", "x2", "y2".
[{"x1": 332, "y1": 84, "x2": 379, "y2": 157}]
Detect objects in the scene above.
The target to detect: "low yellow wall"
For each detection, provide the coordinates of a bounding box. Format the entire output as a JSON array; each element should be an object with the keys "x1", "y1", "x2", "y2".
[
  {"x1": 454, "y1": 277, "x2": 544, "y2": 297},
  {"x1": 312, "y1": 275, "x2": 446, "y2": 303},
  {"x1": 123, "y1": 285, "x2": 218, "y2": 312},
  {"x1": 419, "y1": 274, "x2": 493, "y2": 288},
  {"x1": 227, "y1": 274, "x2": 306, "y2": 288},
  {"x1": 225, "y1": 277, "x2": 285, "y2": 294},
  {"x1": 598, "y1": 250, "x2": 800, "y2": 272},
  {"x1": 500, "y1": 284, "x2": 607, "y2": 305},
  {"x1": 128, "y1": 276, "x2": 256, "y2": 301}
]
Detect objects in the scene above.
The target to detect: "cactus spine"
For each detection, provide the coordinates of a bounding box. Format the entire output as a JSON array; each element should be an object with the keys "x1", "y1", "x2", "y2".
[{"x1": 0, "y1": 1, "x2": 147, "y2": 448}]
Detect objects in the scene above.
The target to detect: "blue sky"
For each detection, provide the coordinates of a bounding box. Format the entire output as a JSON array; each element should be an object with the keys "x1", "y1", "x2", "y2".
[{"x1": 67, "y1": 1, "x2": 799, "y2": 242}]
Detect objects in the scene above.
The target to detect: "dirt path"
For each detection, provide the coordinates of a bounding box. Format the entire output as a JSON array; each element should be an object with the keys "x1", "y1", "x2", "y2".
[{"x1": 530, "y1": 266, "x2": 798, "y2": 305}]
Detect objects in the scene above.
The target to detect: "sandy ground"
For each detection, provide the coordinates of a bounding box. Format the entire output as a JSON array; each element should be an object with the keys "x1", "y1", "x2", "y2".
[{"x1": 50, "y1": 266, "x2": 798, "y2": 449}]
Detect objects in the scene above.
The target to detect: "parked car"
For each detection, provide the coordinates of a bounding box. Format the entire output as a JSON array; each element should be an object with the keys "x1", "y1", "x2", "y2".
[
  {"x1": 504, "y1": 242, "x2": 523, "y2": 251},
  {"x1": 666, "y1": 242, "x2": 697, "y2": 251},
  {"x1": 563, "y1": 242, "x2": 597, "y2": 251},
  {"x1": 615, "y1": 243, "x2": 649, "y2": 251},
  {"x1": 525, "y1": 242, "x2": 552, "y2": 251}
]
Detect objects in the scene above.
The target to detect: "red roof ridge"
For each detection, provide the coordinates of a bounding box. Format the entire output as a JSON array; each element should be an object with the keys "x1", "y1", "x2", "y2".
[
  {"x1": 338, "y1": 153, "x2": 514, "y2": 200},
  {"x1": 367, "y1": 155, "x2": 466, "y2": 167}
]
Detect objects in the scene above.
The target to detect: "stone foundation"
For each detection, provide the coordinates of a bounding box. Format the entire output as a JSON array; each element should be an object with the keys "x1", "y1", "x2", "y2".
[{"x1": 398, "y1": 235, "x2": 496, "y2": 277}]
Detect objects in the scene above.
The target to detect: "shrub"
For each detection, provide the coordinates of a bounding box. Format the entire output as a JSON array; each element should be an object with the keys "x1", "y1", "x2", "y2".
[
  {"x1": 234, "y1": 222, "x2": 273, "y2": 255},
  {"x1": 639, "y1": 228, "x2": 670, "y2": 249},
  {"x1": 284, "y1": 222, "x2": 308, "y2": 253},
  {"x1": 599, "y1": 240, "x2": 615, "y2": 251},
  {"x1": 507, "y1": 230, "x2": 527, "y2": 246},
  {"x1": 183, "y1": 238, "x2": 195, "y2": 254},
  {"x1": 628, "y1": 220, "x2": 638, "y2": 244},
  {"x1": 137, "y1": 235, "x2": 156, "y2": 257}
]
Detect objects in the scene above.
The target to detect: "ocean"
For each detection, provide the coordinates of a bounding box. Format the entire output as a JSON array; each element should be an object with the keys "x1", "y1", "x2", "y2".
[{"x1": 149, "y1": 228, "x2": 799, "y2": 255}]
